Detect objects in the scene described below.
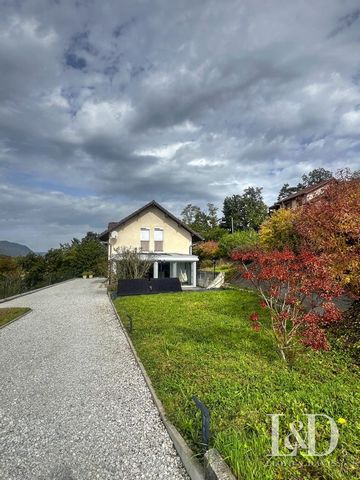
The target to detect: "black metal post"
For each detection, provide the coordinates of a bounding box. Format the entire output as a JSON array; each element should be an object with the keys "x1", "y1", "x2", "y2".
[{"x1": 192, "y1": 395, "x2": 210, "y2": 449}]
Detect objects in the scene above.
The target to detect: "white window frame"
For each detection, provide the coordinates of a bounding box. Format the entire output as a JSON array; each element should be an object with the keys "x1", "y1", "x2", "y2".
[
  {"x1": 154, "y1": 227, "x2": 164, "y2": 252},
  {"x1": 140, "y1": 227, "x2": 150, "y2": 251}
]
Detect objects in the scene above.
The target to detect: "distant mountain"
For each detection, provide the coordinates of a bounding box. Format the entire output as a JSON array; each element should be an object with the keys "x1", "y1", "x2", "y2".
[{"x1": 0, "y1": 241, "x2": 32, "y2": 257}]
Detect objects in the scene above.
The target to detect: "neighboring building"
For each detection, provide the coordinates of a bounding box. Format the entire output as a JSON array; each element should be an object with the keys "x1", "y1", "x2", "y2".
[
  {"x1": 99, "y1": 200, "x2": 203, "y2": 287},
  {"x1": 269, "y1": 179, "x2": 332, "y2": 212}
]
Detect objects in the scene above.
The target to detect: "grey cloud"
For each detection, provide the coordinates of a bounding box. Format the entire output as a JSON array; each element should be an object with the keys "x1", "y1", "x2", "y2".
[
  {"x1": 0, "y1": 16, "x2": 60, "y2": 101},
  {"x1": 329, "y1": 8, "x2": 360, "y2": 37},
  {"x1": 1, "y1": 0, "x2": 360, "y2": 249},
  {"x1": 0, "y1": 183, "x2": 134, "y2": 250},
  {"x1": 113, "y1": 17, "x2": 137, "y2": 38},
  {"x1": 65, "y1": 52, "x2": 87, "y2": 70}
]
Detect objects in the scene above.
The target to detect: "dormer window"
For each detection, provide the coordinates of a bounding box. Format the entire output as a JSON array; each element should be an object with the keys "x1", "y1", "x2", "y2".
[
  {"x1": 140, "y1": 228, "x2": 150, "y2": 251},
  {"x1": 154, "y1": 228, "x2": 164, "y2": 252}
]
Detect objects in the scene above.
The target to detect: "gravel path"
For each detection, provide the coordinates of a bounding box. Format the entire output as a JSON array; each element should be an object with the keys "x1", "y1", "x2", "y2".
[{"x1": 0, "y1": 279, "x2": 189, "y2": 480}]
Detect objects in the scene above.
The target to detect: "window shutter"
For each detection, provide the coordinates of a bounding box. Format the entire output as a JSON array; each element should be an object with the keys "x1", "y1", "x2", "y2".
[
  {"x1": 154, "y1": 228, "x2": 163, "y2": 251},
  {"x1": 140, "y1": 228, "x2": 150, "y2": 251}
]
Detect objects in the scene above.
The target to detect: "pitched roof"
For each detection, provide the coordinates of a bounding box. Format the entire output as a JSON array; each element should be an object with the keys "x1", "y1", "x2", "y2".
[
  {"x1": 98, "y1": 200, "x2": 204, "y2": 241},
  {"x1": 271, "y1": 179, "x2": 332, "y2": 208}
]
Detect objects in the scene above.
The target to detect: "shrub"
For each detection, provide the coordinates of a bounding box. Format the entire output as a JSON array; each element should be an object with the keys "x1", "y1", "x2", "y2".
[
  {"x1": 232, "y1": 248, "x2": 343, "y2": 362},
  {"x1": 203, "y1": 226, "x2": 227, "y2": 241},
  {"x1": 113, "y1": 247, "x2": 153, "y2": 280},
  {"x1": 329, "y1": 301, "x2": 360, "y2": 364},
  {"x1": 0, "y1": 256, "x2": 20, "y2": 277},
  {"x1": 295, "y1": 176, "x2": 360, "y2": 297},
  {"x1": 259, "y1": 208, "x2": 300, "y2": 251},
  {"x1": 218, "y1": 230, "x2": 258, "y2": 258},
  {"x1": 193, "y1": 240, "x2": 220, "y2": 260},
  {"x1": 200, "y1": 259, "x2": 214, "y2": 268}
]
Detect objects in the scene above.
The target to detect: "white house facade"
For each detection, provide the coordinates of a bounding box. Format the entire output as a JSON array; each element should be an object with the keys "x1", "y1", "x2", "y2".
[{"x1": 99, "y1": 201, "x2": 203, "y2": 287}]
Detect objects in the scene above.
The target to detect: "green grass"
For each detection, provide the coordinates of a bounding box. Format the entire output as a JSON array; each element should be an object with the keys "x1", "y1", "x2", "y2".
[
  {"x1": 0, "y1": 307, "x2": 31, "y2": 327},
  {"x1": 200, "y1": 261, "x2": 234, "y2": 273},
  {"x1": 114, "y1": 290, "x2": 360, "y2": 480}
]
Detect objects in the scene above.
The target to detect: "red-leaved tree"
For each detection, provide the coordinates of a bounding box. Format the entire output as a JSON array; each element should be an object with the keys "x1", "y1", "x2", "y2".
[
  {"x1": 232, "y1": 248, "x2": 343, "y2": 361},
  {"x1": 295, "y1": 175, "x2": 360, "y2": 298}
]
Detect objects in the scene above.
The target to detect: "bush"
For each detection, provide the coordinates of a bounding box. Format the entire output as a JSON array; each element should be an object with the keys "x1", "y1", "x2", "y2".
[
  {"x1": 200, "y1": 259, "x2": 214, "y2": 268},
  {"x1": 204, "y1": 226, "x2": 227, "y2": 241},
  {"x1": 232, "y1": 248, "x2": 343, "y2": 361},
  {"x1": 295, "y1": 176, "x2": 360, "y2": 297},
  {"x1": 259, "y1": 208, "x2": 300, "y2": 251},
  {"x1": 329, "y1": 300, "x2": 360, "y2": 364},
  {"x1": 218, "y1": 230, "x2": 258, "y2": 258},
  {"x1": 114, "y1": 247, "x2": 153, "y2": 280},
  {"x1": 193, "y1": 240, "x2": 220, "y2": 260}
]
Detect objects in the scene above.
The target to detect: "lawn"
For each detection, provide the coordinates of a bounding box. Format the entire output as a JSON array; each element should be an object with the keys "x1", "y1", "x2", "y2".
[
  {"x1": 114, "y1": 290, "x2": 359, "y2": 480},
  {"x1": 0, "y1": 307, "x2": 31, "y2": 328}
]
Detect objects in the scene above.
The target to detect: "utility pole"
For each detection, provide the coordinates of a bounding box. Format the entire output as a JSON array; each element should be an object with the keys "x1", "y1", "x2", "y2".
[{"x1": 231, "y1": 216, "x2": 234, "y2": 234}]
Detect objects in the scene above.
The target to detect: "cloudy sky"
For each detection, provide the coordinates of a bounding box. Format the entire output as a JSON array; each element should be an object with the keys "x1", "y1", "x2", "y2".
[{"x1": 1, "y1": 0, "x2": 360, "y2": 250}]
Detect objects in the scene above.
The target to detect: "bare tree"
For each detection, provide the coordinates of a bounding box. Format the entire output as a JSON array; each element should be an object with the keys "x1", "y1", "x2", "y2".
[{"x1": 113, "y1": 247, "x2": 154, "y2": 280}]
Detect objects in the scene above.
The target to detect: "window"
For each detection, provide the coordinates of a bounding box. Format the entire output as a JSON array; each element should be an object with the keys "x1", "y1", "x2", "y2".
[
  {"x1": 154, "y1": 228, "x2": 164, "y2": 251},
  {"x1": 140, "y1": 228, "x2": 150, "y2": 251}
]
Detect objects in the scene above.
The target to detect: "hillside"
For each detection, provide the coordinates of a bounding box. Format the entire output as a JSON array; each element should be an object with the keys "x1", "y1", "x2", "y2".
[{"x1": 0, "y1": 241, "x2": 32, "y2": 257}]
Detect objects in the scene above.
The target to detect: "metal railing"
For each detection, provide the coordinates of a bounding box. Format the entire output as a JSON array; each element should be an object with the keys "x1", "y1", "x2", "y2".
[{"x1": 0, "y1": 274, "x2": 75, "y2": 300}]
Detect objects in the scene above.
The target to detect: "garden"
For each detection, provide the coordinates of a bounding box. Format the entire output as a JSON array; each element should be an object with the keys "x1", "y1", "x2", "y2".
[
  {"x1": 115, "y1": 290, "x2": 359, "y2": 479},
  {"x1": 114, "y1": 172, "x2": 360, "y2": 479}
]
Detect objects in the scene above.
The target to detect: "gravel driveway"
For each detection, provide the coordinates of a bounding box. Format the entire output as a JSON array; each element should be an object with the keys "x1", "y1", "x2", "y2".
[{"x1": 0, "y1": 279, "x2": 189, "y2": 480}]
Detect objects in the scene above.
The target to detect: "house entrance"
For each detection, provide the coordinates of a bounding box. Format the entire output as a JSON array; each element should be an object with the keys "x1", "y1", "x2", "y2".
[{"x1": 158, "y1": 262, "x2": 170, "y2": 279}]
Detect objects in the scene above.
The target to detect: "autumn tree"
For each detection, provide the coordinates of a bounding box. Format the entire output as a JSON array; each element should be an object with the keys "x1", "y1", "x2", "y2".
[
  {"x1": 194, "y1": 241, "x2": 220, "y2": 260},
  {"x1": 259, "y1": 208, "x2": 300, "y2": 252},
  {"x1": 232, "y1": 249, "x2": 343, "y2": 361},
  {"x1": 295, "y1": 176, "x2": 360, "y2": 297}
]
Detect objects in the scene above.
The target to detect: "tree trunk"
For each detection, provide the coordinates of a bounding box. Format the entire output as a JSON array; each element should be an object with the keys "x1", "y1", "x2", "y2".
[{"x1": 279, "y1": 348, "x2": 287, "y2": 362}]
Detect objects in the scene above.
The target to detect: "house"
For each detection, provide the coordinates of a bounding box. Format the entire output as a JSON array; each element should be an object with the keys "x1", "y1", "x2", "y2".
[
  {"x1": 99, "y1": 200, "x2": 203, "y2": 287},
  {"x1": 269, "y1": 179, "x2": 332, "y2": 212}
]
